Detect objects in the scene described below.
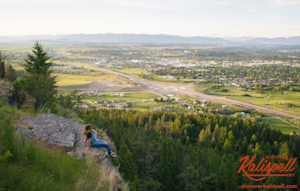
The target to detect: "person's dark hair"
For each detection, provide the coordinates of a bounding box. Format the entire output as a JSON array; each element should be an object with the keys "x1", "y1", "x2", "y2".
[{"x1": 85, "y1": 124, "x2": 92, "y2": 131}]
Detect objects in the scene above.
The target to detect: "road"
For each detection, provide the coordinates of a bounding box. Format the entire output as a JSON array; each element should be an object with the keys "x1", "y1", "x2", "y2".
[{"x1": 85, "y1": 64, "x2": 300, "y2": 120}]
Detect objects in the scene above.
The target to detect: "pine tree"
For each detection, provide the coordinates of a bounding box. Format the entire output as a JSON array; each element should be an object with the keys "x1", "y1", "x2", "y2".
[
  {"x1": 279, "y1": 142, "x2": 289, "y2": 158},
  {"x1": 0, "y1": 51, "x2": 5, "y2": 79},
  {"x1": 212, "y1": 124, "x2": 220, "y2": 142},
  {"x1": 158, "y1": 139, "x2": 176, "y2": 191},
  {"x1": 223, "y1": 139, "x2": 232, "y2": 154},
  {"x1": 223, "y1": 154, "x2": 238, "y2": 191},
  {"x1": 15, "y1": 42, "x2": 57, "y2": 110},
  {"x1": 156, "y1": 118, "x2": 161, "y2": 130},
  {"x1": 198, "y1": 129, "x2": 206, "y2": 145},
  {"x1": 23, "y1": 42, "x2": 54, "y2": 75},
  {"x1": 5, "y1": 65, "x2": 16, "y2": 82},
  {"x1": 177, "y1": 165, "x2": 200, "y2": 191},
  {"x1": 119, "y1": 143, "x2": 138, "y2": 182}
]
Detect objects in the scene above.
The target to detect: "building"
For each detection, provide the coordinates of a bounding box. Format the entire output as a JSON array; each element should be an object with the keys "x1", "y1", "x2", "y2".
[
  {"x1": 95, "y1": 101, "x2": 100, "y2": 104},
  {"x1": 290, "y1": 132, "x2": 300, "y2": 136},
  {"x1": 164, "y1": 106, "x2": 172, "y2": 111},
  {"x1": 84, "y1": 104, "x2": 92, "y2": 108},
  {"x1": 222, "y1": 105, "x2": 228, "y2": 108},
  {"x1": 104, "y1": 100, "x2": 109, "y2": 105},
  {"x1": 120, "y1": 93, "x2": 124, "y2": 97},
  {"x1": 162, "y1": 76, "x2": 175, "y2": 79},
  {"x1": 153, "y1": 108, "x2": 162, "y2": 111},
  {"x1": 119, "y1": 100, "x2": 123, "y2": 103},
  {"x1": 188, "y1": 106, "x2": 194, "y2": 110},
  {"x1": 112, "y1": 100, "x2": 117, "y2": 103},
  {"x1": 180, "y1": 103, "x2": 187, "y2": 107}
]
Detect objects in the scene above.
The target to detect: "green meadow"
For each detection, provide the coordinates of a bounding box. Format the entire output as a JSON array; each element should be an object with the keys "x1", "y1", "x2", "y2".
[
  {"x1": 195, "y1": 83, "x2": 300, "y2": 116},
  {"x1": 81, "y1": 93, "x2": 159, "y2": 104},
  {"x1": 262, "y1": 118, "x2": 300, "y2": 134},
  {"x1": 129, "y1": 101, "x2": 187, "y2": 112}
]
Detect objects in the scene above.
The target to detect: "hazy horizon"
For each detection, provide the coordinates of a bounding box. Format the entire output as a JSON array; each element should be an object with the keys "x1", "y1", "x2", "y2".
[
  {"x1": 1, "y1": 0, "x2": 300, "y2": 38},
  {"x1": 0, "y1": 33, "x2": 299, "y2": 39}
]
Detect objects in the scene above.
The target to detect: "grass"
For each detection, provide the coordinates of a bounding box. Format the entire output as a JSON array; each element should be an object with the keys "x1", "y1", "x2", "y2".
[
  {"x1": 0, "y1": 100, "x2": 125, "y2": 191},
  {"x1": 286, "y1": 107, "x2": 300, "y2": 113},
  {"x1": 194, "y1": 83, "x2": 300, "y2": 116},
  {"x1": 129, "y1": 101, "x2": 187, "y2": 112},
  {"x1": 110, "y1": 68, "x2": 182, "y2": 83},
  {"x1": 55, "y1": 73, "x2": 131, "y2": 87},
  {"x1": 81, "y1": 93, "x2": 159, "y2": 103},
  {"x1": 262, "y1": 118, "x2": 300, "y2": 134}
]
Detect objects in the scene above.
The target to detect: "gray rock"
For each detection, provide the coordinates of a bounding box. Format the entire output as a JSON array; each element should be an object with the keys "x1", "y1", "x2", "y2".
[
  {"x1": 67, "y1": 150, "x2": 85, "y2": 159},
  {"x1": 21, "y1": 113, "x2": 122, "y2": 190},
  {"x1": 17, "y1": 126, "x2": 33, "y2": 138},
  {"x1": 0, "y1": 85, "x2": 25, "y2": 108},
  {"x1": 21, "y1": 113, "x2": 110, "y2": 162},
  {"x1": 22, "y1": 113, "x2": 77, "y2": 147}
]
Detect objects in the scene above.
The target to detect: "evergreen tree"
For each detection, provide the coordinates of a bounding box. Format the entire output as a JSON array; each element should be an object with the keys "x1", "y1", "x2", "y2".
[
  {"x1": 0, "y1": 51, "x2": 5, "y2": 79},
  {"x1": 5, "y1": 64, "x2": 16, "y2": 82},
  {"x1": 158, "y1": 139, "x2": 176, "y2": 191},
  {"x1": 177, "y1": 165, "x2": 200, "y2": 191},
  {"x1": 223, "y1": 154, "x2": 238, "y2": 191},
  {"x1": 119, "y1": 143, "x2": 138, "y2": 183},
  {"x1": 23, "y1": 42, "x2": 54, "y2": 75},
  {"x1": 15, "y1": 42, "x2": 57, "y2": 110},
  {"x1": 279, "y1": 142, "x2": 289, "y2": 157}
]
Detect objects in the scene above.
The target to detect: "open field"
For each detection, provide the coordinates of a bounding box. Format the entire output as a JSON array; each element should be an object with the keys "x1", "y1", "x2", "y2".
[
  {"x1": 55, "y1": 74, "x2": 111, "y2": 86},
  {"x1": 286, "y1": 107, "x2": 300, "y2": 113},
  {"x1": 195, "y1": 83, "x2": 300, "y2": 116},
  {"x1": 110, "y1": 68, "x2": 198, "y2": 84},
  {"x1": 81, "y1": 93, "x2": 159, "y2": 103},
  {"x1": 262, "y1": 118, "x2": 300, "y2": 134},
  {"x1": 129, "y1": 101, "x2": 187, "y2": 112}
]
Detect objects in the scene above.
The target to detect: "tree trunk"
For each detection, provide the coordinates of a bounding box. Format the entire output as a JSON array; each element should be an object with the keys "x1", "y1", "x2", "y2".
[{"x1": 0, "y1": 62, "x2": 5, "y2": 79}]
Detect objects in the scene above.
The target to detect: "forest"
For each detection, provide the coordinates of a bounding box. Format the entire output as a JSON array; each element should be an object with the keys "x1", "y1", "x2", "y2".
[{"x1": 78, "y1": 108, "x2": 300, "y2": 191}]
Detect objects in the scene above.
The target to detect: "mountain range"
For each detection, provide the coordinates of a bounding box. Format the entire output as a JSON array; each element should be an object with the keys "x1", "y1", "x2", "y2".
[{"x1": 0, "y1": 34, "x2": 300, "y2": 45}]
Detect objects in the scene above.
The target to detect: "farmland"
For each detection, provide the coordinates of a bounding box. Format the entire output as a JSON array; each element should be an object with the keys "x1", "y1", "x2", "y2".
[
  {"x1": 195, "y1": 83, "x2": 300, "y2": 116},
  {"x1": 262, "y1": 118, "x2": 300, "y2": 134}
]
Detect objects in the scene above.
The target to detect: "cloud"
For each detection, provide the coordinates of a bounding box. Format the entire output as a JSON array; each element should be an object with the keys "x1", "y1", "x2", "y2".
[{"x1": 264, "y1": 0, "x2": 300, "y2": 5}]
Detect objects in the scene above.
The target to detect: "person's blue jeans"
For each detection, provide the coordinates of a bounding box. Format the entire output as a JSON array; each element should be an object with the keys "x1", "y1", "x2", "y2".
[{"x1": 93, "y1": 140, "x2": 111, "y2": 155}]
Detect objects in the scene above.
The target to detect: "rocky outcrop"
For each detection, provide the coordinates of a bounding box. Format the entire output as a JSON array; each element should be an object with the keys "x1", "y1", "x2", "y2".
[
  {"x1": 21, "y1": 114, "x2": 78, "y2": 148},
  {"x1": 19, "y1": 113, "x2": 122, "y2": 190},
  {"x1": 0, "y1": 83, "x2": 26, "y2": 108},
  {"x1": 20, "y1": 113, "x2": 114, "y2": 163}
]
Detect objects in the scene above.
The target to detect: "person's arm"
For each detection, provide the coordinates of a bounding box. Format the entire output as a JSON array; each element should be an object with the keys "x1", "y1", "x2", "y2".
[{"x1": 86, "y1": 138, "x2": 91, "y2": 150}]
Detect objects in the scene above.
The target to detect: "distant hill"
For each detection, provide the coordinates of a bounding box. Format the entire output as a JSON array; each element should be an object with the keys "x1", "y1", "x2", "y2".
[{"x1": 0, "y1": 33, "x2": 300, "y2": 45}]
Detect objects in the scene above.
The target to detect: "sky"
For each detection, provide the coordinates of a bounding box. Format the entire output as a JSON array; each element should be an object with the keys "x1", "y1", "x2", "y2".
[{"x1": 0, "y1": 0, "x2": 299, "y2": 38}]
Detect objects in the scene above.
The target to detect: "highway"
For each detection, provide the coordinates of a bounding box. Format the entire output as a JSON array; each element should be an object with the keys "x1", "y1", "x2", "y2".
[{"x1": 85, "y1": 64, "x2": 300, "y2": 120}]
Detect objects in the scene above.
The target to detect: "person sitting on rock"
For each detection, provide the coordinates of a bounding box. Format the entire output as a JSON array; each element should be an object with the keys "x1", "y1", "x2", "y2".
[{"x1": 83, "y1": 124, "x2": 117, "y2": 158}]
